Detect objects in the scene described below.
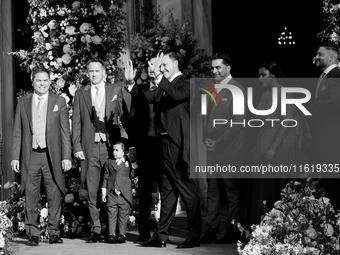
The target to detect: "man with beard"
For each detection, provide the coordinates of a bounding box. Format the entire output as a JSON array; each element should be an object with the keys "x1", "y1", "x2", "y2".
[
  {"x1": 201, "y1": 52, "x2": 246, "y2": 244},
  {"x1": 312, "y1": 42, "x2": 340, "y2": 209}
]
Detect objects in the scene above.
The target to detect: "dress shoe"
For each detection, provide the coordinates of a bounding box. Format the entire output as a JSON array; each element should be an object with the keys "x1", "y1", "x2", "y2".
[
  {"x1": 200, "y1": 230, "x2": 217, "y2": 243},
  {"x1": 176, "y1": 239, "x2": 200, "y2": 249},
  {"x1": 134, "y1": 235, "x2": 151, "y2": 244},
  {"x1": 27, "y1": 236, "x2": 39, "y2": 246},
  {"x1": 49, "y1": 235, "x2": 63, "y2": 244},
  {"x1": 115, "y1": 234, "x2": 126, "y2": 243},
  {"x1": 215, "y1": 235, "x2": 239, "y2": 244},
  {"x1": 139, "y1": 236, "x2": 166, "y2": 248},
  {"x1": 86, "y1": 232, "x2": 101, "y2": 243},
  {"x1": 106, "y1": 234, "x2": 116, "y2": 244}
]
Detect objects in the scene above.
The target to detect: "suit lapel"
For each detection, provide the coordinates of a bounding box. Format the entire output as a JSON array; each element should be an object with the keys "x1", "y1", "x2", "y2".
[
  {"x1": 46, "y1": 93, "x2": 55, "y2": 130},
  {"x1": 105, "y1": 83, "x2": 113, "y2": 119},
  {"x1": 24, "y1": 94, "x2": 33, "y2": 133},
  {"x1": 83, "y1": 85, "x2": 93, "y2": 116}
]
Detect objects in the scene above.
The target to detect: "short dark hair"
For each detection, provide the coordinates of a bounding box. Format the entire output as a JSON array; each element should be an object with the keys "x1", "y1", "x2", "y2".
[
  {"x1": 320, "y1": 41, "x2": 339, "y2": 55},
  {"x1": 259, "y1": 60, "x2": 283, "y2": 78},
  {"x1": 163, "y1": 51, "x2": 181, "y2": 69},
  {"x1": 86, "y1": 58, "x2": 106, "y2": 69},
  {"x1": 114, "y1": 140, "x2": 128, "y2": 153},
  {"x1": 31, "y1": 67, "x2": 50, "y2": 81},
  {"x1": 211, "y1": 52, "x2": 231, "y2": 66}
]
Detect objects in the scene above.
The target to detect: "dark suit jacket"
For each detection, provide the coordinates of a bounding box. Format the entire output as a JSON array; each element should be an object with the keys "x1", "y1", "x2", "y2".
[
  {"x1": 11, "y1": 92, "x2": 72, "y2": 194},
  {"x1": 313, "y1": 67, "x2": 340, "y2": 163},
  {"x1": 203, "y1": 79, "x2": 247, "y2": 165},
  {"x1": 102, "y1": 158, "x2": 133, "y2": 205},
  {"x1": 72, "y1": 83, "x2": 123, "y2": 184},
  {"x1": 142, "y1": 75, "x2": 190, "y2": 165},
  {"x1": 120, "y1": 83, "x2": 151, "y2": 147}
]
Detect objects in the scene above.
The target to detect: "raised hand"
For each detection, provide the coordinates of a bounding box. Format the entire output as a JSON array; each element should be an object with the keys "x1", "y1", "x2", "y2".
[
  {"x1": 124, "y1": 58, "x2": 136, "y2": 84},
  {"x1": 148, "y1": 52, "x2": 164, "y2": 78}
]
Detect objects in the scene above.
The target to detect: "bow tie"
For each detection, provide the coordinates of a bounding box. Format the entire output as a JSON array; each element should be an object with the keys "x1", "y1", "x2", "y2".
[{"x1": 116, "y1": 158, "x2": 125, "y2": 165}]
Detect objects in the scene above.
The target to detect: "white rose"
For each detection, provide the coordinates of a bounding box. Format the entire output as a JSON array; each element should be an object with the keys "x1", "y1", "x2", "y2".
[
  {"x1": 91, "y1": 35, "x2": 102, "y2": 45},
  {"x1": 61, "y1": 54, "x2": 72, "y2": 65},
  {"x1": 68, "y1": 84, "x2": 77, "y2": 96},
  {"x1": 57, "y1": 9, "x2": 65, "y2": 16},
  {"x1": 72, "y1": 1, "x2": 81, "y2": 9},
  {"x1": 56, "y1": 79, "x2": 66, "y2": 89},
  {"x1": 47, "y1": 20, "x2": 57, "y2": 30},
  {"x1": 93, "y1": 4, "x2": 104, "y2": 15},
  {"x1": 39, "y1": 8, "x2": 47, "y2": 17},
  {"x1": 45, "y1": 43, "x2": 52, "y2": 50},
  {"x1": 65, "y1": 26, "x2": 76, "y2": 35},
  {"x1": 79, "y1": 23, "x2": 91, "y2": 33},
  {"x1": 63, "y1": 44, "x2": 72, "y2": 54},
  {"x1": 324, "y1": 223, "x2": 334, "y2": 236},
  {"x1": 40, "y1": 208, "x2": 48, "y2": 218}
]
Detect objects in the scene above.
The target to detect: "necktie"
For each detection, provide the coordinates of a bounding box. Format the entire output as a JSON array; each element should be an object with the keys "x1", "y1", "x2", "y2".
[
  {"x1": 315, "y1": 72, "x2": 326, "y2": 98},
  {"x1": 122, "y1": 87, "x2": 131, "y2": 113},
  {"x1": 95, "y1": 86, "x2": 101, "y2": 109},
  {"x1": 37, "y1": 97, "x2": 43, "y2": 110}
]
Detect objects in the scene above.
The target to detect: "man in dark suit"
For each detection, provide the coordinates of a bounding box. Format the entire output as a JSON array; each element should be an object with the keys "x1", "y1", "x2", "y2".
[
  {"x1": 11, "y1": 67, "x2": 72, "y2": 246},
  {"x1": 201, "y1": 52, "x2": 246, "y2": 244},
  {"x1": 72, "y1": 58, "x2": 124, "y2": 243},
  {"x1": 312, "y1": 42, "x2": 340, "y2": 209},
  {"x1": 121, "y1": 57, "x2": 162, "y2": 243},
  {"x1": 139, "y1": 52, "x2": 201, "y2": 249}
]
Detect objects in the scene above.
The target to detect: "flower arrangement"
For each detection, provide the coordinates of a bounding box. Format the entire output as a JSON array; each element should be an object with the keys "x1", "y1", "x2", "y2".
[
  {"x1": 319, "y1": 0, "x2": 340, "y2": 44},
  {"x1": 238, "y1": 178, "x2": 340, "y2": 255},
  {"x1": 0, "y1": 201, "x2": 13, "y2": 255},
  {"x1": 11, "y1": 0, "x2": 126, "y2": 113},
  {"x1": 129, "y1": 11, "x2": 211, "y2": 86}
]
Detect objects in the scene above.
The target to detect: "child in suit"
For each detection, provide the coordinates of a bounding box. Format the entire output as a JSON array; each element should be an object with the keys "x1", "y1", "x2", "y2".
[{"x1": 101, "y1": 141, "x2": 135, "y2": 243}]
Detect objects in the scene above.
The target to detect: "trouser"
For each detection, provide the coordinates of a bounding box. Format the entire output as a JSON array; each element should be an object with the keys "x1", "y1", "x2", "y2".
[
  {"x1": 137, "y1": 136, "x2": 162, "y2": 238},
  {"x1": 25, "y1": 150, "x2": 62, "y2": 238},
  {"x1": 106, "y1": 192, "x2": 130, "y2": 236},
  {"x1": 155, "y1": 135, "x2": 201, "y2": 242},
  {"x1": 86, "y1": 141, "x2": 108, "y2": 234}
]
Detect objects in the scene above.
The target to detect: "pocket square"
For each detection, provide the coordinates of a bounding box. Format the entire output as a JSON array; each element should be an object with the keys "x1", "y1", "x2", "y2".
[
  {"x1": 53, "y1": 105, "x2": 59, "y2": 112},
  {"x1": 112, "y1": 95, "x2": 117, "y2": 102},
  {"x1": 222, "y1": 98, "x2": 228, "y2": 102},
  {"x1": 321, "y1": 85, "x2": 326, "y2": 91}
]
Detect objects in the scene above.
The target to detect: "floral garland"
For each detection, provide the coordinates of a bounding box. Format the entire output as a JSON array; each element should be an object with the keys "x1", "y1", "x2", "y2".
[
  {"x1": 238, "y1": 179, "x2": 340, "y2": 255},
  {"x1": 319, "y1": 0, "x2": 340, "y2": 43},
  {"x1": 0, "y1": 201, "x2": 13, "y2": 255},
  {"x1": 129, "y1": 11, "x2": 211, "y2": 86},
  {"x1": 11, "y1": 0, "x2": 126, "y2": 110}
]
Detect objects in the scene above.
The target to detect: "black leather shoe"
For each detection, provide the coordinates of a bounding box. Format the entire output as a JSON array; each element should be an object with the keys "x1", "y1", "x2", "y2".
[
  {"x1": 176, "y1": 239, "x2": 200, "y2": 249},
  {"x1": 215, "y1": 235, "x2": 239, "y2": 244},
  {"x1": 201, "y1": 230, "x2": 217, "y2": 243},
  {"x1": 86, "y1": 232, "x2": 101, "y2": 243},
  {"x1": 115, "y1": 234, "x2": 126, "y2": 243},
  {"x1": 27, "y1": 236, "x2": 39, "y2": 246},
  {"x1": 139, "y1": 236, "x2": 166, "y2": 248},
  {"x1": 134, "y1": 235, "x2": 151, "y2": 244},
  {"x1": 49, "y1": 235, "x2": 63, "y2": 244},
  {"x1": 106, "y1": 234, "x2": 116, "y2": 244}
]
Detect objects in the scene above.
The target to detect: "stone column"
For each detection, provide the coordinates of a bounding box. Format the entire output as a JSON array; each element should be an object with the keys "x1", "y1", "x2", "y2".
[{"x1": 0, "y1": 0, "x2": 15, "y2": 200}]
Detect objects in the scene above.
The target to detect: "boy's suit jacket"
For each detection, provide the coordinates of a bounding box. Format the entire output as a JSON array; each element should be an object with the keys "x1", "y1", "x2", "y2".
[{"x1": 102, "y1": 158, "x2": 133, "y2": 205}]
